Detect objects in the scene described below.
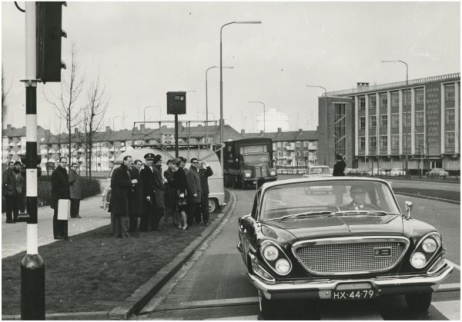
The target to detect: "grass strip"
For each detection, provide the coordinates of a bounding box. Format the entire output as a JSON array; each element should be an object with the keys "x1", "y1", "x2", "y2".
[
  {"x1": 2, "y1": 223, "x2": 208, "y2": 315},
  {"x1": 393, "y1": 187, "x2": 460, "y2": 202}
]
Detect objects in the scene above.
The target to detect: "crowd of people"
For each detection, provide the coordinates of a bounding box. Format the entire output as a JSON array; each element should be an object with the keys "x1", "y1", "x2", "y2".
[
  {"x1": 110, "y1": 153, "x2": 213, "y2": 238},
  {"x1": 2, "y1": 161, "x2": 26, "y2": 223}
]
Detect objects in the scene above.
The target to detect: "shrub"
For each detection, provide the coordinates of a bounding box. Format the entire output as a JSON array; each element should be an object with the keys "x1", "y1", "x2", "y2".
[{"x1": 37, "y1": 176, "x2": 100, "y2": 207}]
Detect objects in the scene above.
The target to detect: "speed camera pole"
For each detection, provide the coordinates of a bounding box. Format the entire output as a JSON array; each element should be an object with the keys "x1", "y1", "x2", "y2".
[
  {"x1": 21, "y1": 3, "x2": 45, "y2": 319},
  {"x1": 167, "y1": 91, "x2": 186, "y2": 158}
]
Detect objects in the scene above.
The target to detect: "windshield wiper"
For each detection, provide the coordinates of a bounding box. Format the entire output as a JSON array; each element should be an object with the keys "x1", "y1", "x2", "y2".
[
  {"x1": 275, "y1": 211, "x2": 333, "y2": 221},
  {"x1": 333, "y1": 210, "x2": 388, "y2": 216}
]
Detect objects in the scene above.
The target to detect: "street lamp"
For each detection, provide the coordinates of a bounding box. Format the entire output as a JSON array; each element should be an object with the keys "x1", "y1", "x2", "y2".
[
  {"x1": 143, "y1": 105, "x2": 159, "y2": 123},
  {"x1": 112, "y1": 115, "x2": 123, "y2": 130},
  {"x1": 220, "y1": 20, "x2": 261, "y2": 168},
  {"x1": 381, "y1": 60, "x2": 408, "y2": 85},
  {"x1": 306, "y1": 85, "x2": 327, "y2": 97},
  {"x1": 248, "y1": 101, "x2": 266, "y2": 132},
  {"x1": 206, "y1": 66, "x2": 233, "y2": 147}
]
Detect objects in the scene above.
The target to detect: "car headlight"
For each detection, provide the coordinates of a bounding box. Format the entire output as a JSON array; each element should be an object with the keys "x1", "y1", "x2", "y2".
[
  {"x1": 244, "y1": 171, "x2": 251, "y2": 178},
  {"x1": 270, "y1": 170, "x2": 276, "y2": 176},
  {"x1": 410, "y1": 252, "x2": 427, "y2": 268},
  {"x1": 263, "y1": 245, "x2": 279, "y2": 261},
  {"x1": 422, "y1": 238, "x2": 437, "y2": 253},
  {"x1": 275, "y1": 259, "x2": 291, "y2": 274}
]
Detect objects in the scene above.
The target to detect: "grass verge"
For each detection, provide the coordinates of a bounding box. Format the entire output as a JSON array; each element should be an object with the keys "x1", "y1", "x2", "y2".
[{"x1": 393, "y1": 187, "x2": 460, "y2": 202}]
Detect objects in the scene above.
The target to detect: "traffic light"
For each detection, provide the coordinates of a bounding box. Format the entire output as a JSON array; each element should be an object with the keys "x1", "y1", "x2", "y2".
[
  {"x1": 167, "y1": 92, "x2": 186, "y2": 115},
  {"x1": 36, "y1": 2, "x2": 67, "y2": 83}
]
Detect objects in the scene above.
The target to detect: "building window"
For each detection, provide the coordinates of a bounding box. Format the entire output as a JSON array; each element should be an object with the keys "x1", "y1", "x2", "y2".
[
  {"x1": 391, "y1": 134, "x2": 399, "y2": 150},
  {"x1": 403, "y1": 112, "x2": 411, "y2": 128},
  {"x1": 303, "y1": 151, "x2": 309, "y2": 156},
  {"x1": 359, "y1": 137, "x2": 365, "y2": 150},
  {"x1": 369, "y1": 116, "x2": 377, "y2": 129},
  {"x1": 369, "y1": 137, "x2": 377, "y2": 151},
  {"x1": 445, "y1": 132, "x2": 455, "y2": 147},
  {"x1": 415, "y1": 111, "x2": 424, "y2": 127},
  {"x1": 369, "y1": 95, "x2": 376, "y2": 109},
  {"x1": 403, "y1": 133, "x2": 411, "y2": 150},
  {"x1": 272, "y1": 143, "x2": 277, "y2": 150},
  {"x1": 380, "y1": 135, "x2": 388, "y2": 150},
  {"x1": 445, "y1": 84, "x2": 455, "y2": 101},
  {"x1": 403, "y1": 90, "x2": 411, "y2": 106},
  {"x1": 391, "y1": 92, "x2": 399, "y2": 108},
  {"x1": 415, "y1": 133, "x2": 424, "y2": 150},
  {"x1": 303, "y1": 141, "x2": 309, "y2": 147},
  {"x1": 380, "y1": 115, "x2": 388, "y2": 127},
  {"x1": 296, "y1": 141, "x2": 301, "y2": 147},
  {"x1": 380, "y1": 93, "x2": 388, "y2": 108},
  {"x1": 446, "y1": 109, "x2": 455, "y2": 124},
  {"x1": 391, "y1": 113, "x2": 399, "y2": 128},
  {"x1": 359, "y1": 97, "x2": 366, "y2": 111},
  {"x1": 359, "y1": 117, "x2": 366, "y2": 130},
  {"x1": 415, "y1": 88, "x2": 424, "y2": 105},
  {"x1": 277, "y1": 142, "x2": 282, "y2": 147}
]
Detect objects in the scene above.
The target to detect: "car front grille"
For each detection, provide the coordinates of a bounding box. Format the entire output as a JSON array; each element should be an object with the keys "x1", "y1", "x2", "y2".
[
  {"x1": 252, "y1": 166, "x2": 269, "y2": 178},
  {"x1": 292, "y1": 237, "x2": 410, "y2": 275}
]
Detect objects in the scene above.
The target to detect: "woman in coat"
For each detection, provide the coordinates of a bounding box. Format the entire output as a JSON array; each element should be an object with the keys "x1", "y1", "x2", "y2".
[
  {"x1": 110, "y1": 156, "x2": 135, "y2": 238},
  {"x1": 172, "y1": 158, "x2": 188, "y2": 230},
  {"x1": 129, "y1": 160, "x2": 144, "y2": 232}
]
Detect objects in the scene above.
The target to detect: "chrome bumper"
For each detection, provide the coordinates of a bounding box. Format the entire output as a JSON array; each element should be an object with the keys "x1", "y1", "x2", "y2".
[{"x1": 249, "y1": 260, "x2": 454, "y2": 300}]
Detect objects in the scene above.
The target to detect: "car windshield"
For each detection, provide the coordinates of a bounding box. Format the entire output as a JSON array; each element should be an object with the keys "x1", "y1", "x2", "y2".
[
  {"x1": 310, "y1": 167, "x2": 330, "y2": 175},
  {"x1": 260, "y1": 180, "x2": 400, "y2": 221},
  {"x1": 243, "y1": 154, "x2": 269, "y2": 164}
]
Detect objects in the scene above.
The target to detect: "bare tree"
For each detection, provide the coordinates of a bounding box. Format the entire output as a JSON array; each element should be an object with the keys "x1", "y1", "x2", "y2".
[
  {"x1": 44, "y1": 44, "x2": 85, "y2": 166},
  {"x1": 2, "y1": 66, "x2": 12, "y2": 126},
  {"x1": 82, "y1": 74, "x2": 109, "y2": 178}
]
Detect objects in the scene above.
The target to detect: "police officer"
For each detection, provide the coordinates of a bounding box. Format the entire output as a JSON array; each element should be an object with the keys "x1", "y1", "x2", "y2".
[{"x1": 140, "y1": 153, "x2": 156, "y2": 231}]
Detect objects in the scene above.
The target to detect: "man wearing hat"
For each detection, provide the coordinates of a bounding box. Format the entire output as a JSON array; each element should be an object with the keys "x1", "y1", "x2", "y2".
[
  {"x1": 339, "y1": 184, "x2": 377, "y2": 211},
  {"x1": 2, "y1": 161, "x2": 23, "y2": 223},
  {"x1": 186, "y1": 157, "x2": 202, "y2": 226},
  {"x1": 140, "y1": 153, "x2": 159, "y2": 231}
]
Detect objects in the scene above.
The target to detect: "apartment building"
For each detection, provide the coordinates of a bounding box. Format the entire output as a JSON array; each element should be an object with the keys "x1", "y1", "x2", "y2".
[
  {"x1": 241, "y1": 128, "x2": 318, "y2": 168},
  {"x1": 317, "y1": 73, "x2": 460, "y2": 174}
]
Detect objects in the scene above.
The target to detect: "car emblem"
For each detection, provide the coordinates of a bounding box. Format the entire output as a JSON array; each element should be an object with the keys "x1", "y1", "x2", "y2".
[{"x1": 373, "y1": 247, "x2": 392, "y2": 257}]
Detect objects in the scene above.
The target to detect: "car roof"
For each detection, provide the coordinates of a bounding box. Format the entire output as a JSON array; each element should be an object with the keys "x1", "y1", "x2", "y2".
[{"x1": 259, "y1": 177, "x2": 391, "y2": 193}]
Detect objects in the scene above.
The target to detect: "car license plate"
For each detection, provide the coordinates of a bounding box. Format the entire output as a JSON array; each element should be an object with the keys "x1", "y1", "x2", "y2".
[{"x1": 332, "y1": 289, "x2": 377, "y2": 300}]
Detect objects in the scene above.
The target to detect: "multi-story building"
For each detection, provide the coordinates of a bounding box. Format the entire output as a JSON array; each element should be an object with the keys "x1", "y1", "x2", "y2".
[
  {"x1": 317, "y1": 73, "x2": 460, "y2": 174},
  {"x1": 2, "y1": 122, "x2": 243, "y2": 173},
  {"x1": 241, "y1": 128, "x2": 318, "y2": 168}
]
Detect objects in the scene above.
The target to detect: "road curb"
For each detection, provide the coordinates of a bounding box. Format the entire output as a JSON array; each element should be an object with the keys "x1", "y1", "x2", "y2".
[
  {"x1": 2, "y1": 191, "x2": 236, "y2": 321},
  {"x1": 395, "y1": 192, "x2": 460, "y2": 205},
  {"x1": 108, "y1": 190, "x2": 237, "y2": 320}
]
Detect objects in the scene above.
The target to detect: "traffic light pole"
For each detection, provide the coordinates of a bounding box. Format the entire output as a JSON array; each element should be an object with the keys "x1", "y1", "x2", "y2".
[
  {"x1": 174, "y1": 114, "x2": 179, "y2": 158},
  {"x1": 21, "y1": 3, "x2": 45, "y2": 320}
]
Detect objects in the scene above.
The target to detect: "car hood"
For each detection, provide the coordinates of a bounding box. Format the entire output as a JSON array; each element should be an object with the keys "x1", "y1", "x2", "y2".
[{"x1": 263, "y1": 214, "x2": 404, "y2": 241}]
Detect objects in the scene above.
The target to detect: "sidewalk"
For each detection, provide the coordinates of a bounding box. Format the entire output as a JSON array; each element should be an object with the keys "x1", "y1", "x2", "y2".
[{"x1": 2, "y1": 196, "x2": 109, "y2": 259}]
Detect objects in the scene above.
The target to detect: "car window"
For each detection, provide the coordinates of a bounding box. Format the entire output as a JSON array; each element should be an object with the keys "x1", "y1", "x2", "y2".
[{"x1": 260, "y1": 181, "x2": 400, "y2": 221}]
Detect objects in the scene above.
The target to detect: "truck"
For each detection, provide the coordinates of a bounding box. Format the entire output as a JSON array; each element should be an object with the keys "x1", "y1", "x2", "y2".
[{"x1": 222, "y1": 138, "x2": 277, "y2": 189}]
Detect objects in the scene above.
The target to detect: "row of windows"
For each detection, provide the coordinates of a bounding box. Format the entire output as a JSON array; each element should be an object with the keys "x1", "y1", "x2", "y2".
[
  {"x1": 359, "y1": 109, "x2": 455, "y2": 130},
  {"x1": 358, "y1": 84, "x2": 456, "y2": 111},
  {"x1": 273, "y1": 141, "x2": 316, "y2": 148},
  {"x1": 359, "y1": 132, "x2": 455, "y2": 150}
]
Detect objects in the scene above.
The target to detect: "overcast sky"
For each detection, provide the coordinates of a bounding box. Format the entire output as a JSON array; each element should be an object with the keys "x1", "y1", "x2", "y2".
[{"x1": 2, "y1": 1, "x2": 460, "y2": 134}]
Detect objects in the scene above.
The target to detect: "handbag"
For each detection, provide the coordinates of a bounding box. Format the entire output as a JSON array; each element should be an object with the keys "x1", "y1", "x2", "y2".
[
  {"x1": 177, "y1": 191, "x2": 187, "y2": 206},
  {"x1": 57, "y1": 199, "x2": 71, "y2": 220}
]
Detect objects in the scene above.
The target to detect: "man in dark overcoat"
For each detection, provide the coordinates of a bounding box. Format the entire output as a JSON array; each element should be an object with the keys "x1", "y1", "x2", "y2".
[
  {"x1": 110, "y1": 155, "x2": 135, "y2": 238},
  {"x1": 186, "y1": 157, "x2": 202, "y2": 226},
  {"x1": 198, "y1": 160, "x2": 213, "y2": 225},
  {"x1": 140, "y1": 153, "x2": 156, "y2": 231},
  {"x1": 151, "y1": 154, "x2": 165, "y2": 230},
  {"x1": 333, "y1": 154, "x2": 347, "y2": 204},
  {"x1": 129, "y1": 159, "x2": 144, "y2": 233},
  {"x1": 2, "y1": 161, "x2": 22, "y2": 223},
  {"x1": 51, "y1": 157, "x2": 71, "y2": 239}
]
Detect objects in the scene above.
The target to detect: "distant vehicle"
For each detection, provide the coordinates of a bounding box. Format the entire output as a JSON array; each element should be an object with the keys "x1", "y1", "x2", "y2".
[
  {"x1": 390, "y1": 168, "x2": 406, "y2": 176},
  {"x1": 303, "y1": 165, "x2": 332, "y2": 194},
  {"x1": 102, "y1": 146, "x2": 225, "y2": 213},
  {"x1": 427, "y1": 168, "x2": 449, "y2": 178},
  {"x1": 346, "y1": 169, "x2": 369, "y2": 177},
  {"x1": 222, "y1": 138, "x2": 277, "y2": 189}
]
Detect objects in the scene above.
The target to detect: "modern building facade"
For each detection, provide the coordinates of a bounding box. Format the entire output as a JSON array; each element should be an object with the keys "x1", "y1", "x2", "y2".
[{"x1": 317, "y1": 73, "x2": 460, "y2": 174}]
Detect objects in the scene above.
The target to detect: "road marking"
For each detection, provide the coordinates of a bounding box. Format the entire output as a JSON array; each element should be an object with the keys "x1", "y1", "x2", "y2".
[
  {"x1": 207, "y1": 315, "x2": 258, "y2": 320},
  {"x1": 432, "y1": 300, "x2": 460, "y2": 320}
]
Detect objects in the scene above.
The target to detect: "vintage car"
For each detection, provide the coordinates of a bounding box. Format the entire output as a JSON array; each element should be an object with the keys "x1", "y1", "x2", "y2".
[
  {"x1": 237, "y1": 177, "x2": 453, "y2": 318},
  {"x1": 302, "y1": 165, "x2": 332, "y2": 194},
  {"x1": 427, "y1": 168, "x2": 449, "y2": 178}
]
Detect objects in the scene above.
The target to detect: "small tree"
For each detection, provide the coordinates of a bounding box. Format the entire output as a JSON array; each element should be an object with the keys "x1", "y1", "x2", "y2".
[
  {"x1": 2, "y1": 66, "x2": 12, "y2": 126},
  {"x1": 45, "y1": 44, "x2": 85, "y2": 167},
  {"x1": 82, "y1": 74, "x2": 108, "y2": 178}
]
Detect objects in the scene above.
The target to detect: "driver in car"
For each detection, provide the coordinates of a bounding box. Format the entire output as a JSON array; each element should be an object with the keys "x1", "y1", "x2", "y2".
[{"x1": 340, "y1": 184, "x2": 376, "y2": 210}]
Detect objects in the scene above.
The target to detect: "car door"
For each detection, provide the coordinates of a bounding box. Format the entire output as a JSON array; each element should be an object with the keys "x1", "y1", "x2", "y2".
[{"x1": 239, "y1": 190, "x2": 260, "y2": 265}]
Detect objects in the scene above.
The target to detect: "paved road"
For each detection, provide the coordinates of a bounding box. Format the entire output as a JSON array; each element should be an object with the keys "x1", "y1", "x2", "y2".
[
  {"x1": 2, "y1": 196, "x2": 109, "y2": 259},
  {"x1": 137, "y1": 188, "x2": 460, "y2": 320}
]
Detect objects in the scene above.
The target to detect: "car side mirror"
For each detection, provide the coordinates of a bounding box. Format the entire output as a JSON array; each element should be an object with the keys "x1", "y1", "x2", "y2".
[{"x1": 404, "y1": 201, "x2": 413, "y2": 220}]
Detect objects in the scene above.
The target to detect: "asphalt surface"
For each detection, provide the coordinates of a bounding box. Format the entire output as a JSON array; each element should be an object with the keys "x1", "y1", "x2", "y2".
[{"x1": 2, "y1": 178, "x2": 458, "y2": 320}]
